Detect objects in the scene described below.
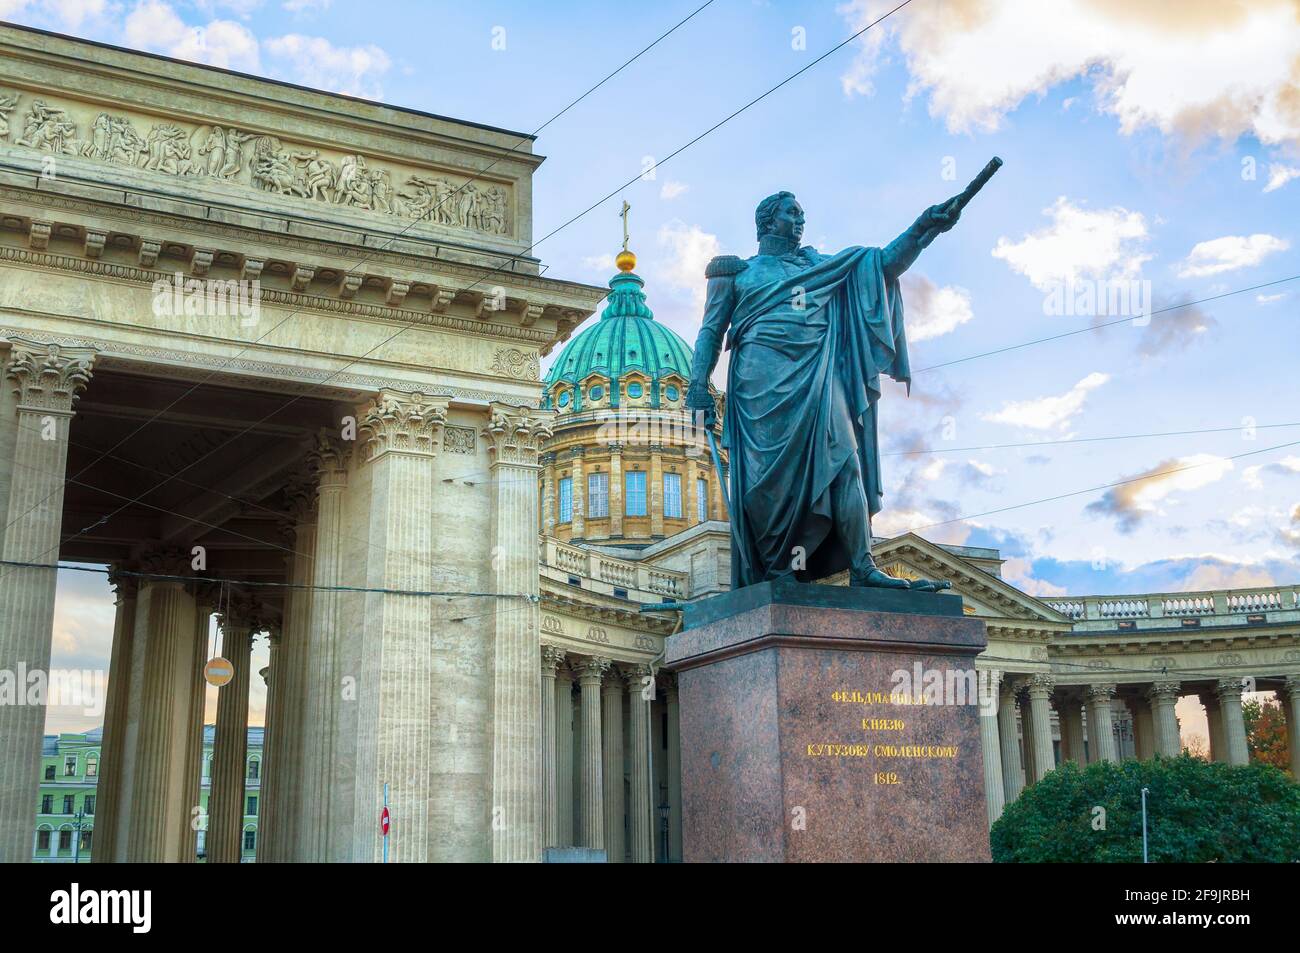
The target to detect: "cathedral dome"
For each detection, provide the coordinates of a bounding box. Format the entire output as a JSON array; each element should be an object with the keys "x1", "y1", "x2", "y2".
[{"x1": 543, "y1": 267, "x2": 694, "y2": 415}]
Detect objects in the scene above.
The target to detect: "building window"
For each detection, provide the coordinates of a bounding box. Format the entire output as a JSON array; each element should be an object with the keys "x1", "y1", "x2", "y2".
[
  {"x1": 626, "y1": 382, "x2": 644, "y2": 399},
  {"x1": 558, "y1": 477, "x2": 573, "y2": 523},
  {"x1": 203, "y1": 756, "x2": 211, "y2": 779},
  {"x1": 86, "y1": 756, "x2": 97, "y2": 777},
  {"x1": 37, "y1": 829, "x2": 50, "y2": 851},
  {"x1": 247, "y1": 795, "x2": 258, "y2": 817},
  {"x1": 625, "y1": 471, "x2": 647, "y2": 516},
  {"x1": 697, "y1": 478, "x2": 709, "y2": 521},
  {"x1": 664, "y1": 472, "x2": 682, "y2": 518},
  {"x1": 62, "y1": 795, "x2": 74, "y2": 815},
  {"x1": 84, "y1": 795, "x2": 96, "y2": 816},
  {"x1": 80, "y1": 830, "x2": 92, "y2": 852},
  {"x1": 587, "y1": 472, "x2": 609, "y2": 518},
  {"x1": 64, "y1": 756, "x2": 76, "y2": 777},
  {"x1": 44, "y1": 765, "x2": 54, "y2": 781},
  {"x1": 243, "y1": 829, "x2": 256, "y2": 852},
  {"x1": 41, "y1": 795, "x2": 52, "y2": 814},
  {"x1": 247, "y1": 759, "x2": 260, "y2": 781}
]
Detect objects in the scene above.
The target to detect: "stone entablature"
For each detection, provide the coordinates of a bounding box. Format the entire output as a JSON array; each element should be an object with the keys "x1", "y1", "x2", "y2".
[{"x1": 0, "y1": 25, "x2": 540, "y2": 258}]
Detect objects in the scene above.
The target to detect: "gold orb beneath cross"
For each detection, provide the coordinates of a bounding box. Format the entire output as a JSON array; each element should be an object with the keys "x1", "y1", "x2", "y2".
[{"x1": 616, "y1": 249, "x2": 637, "y2": 272}]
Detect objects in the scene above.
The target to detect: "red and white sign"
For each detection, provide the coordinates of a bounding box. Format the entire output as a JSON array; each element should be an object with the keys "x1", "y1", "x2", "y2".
[{"x1": 380, "y1": 806, "x2": 390, "y2": 836}]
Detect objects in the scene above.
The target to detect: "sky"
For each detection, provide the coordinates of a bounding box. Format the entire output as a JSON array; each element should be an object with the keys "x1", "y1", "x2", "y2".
[{"x1": 7, "y1": 0, "x2": 1297, "y2": 734}]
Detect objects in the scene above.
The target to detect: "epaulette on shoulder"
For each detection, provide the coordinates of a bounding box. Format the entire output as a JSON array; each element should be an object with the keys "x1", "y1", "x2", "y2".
[{"x1": 705, "y1": 255, "x2": 747, "y2": 279}]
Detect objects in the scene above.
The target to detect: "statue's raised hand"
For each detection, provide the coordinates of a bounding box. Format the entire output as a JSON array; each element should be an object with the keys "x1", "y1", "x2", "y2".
[{"x1": 922, "y1": 196, "x2": 962, "y2": 234}]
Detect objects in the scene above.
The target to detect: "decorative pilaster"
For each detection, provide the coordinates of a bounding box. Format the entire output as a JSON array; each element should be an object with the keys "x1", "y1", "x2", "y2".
[
  {"x1": 556, "y1": 664, "x2": 575, "y2": 847},
  {"x1": 978, "y1": 670, "x2": 1005, "y2": 826},
  {"x1": 1086, "y1": 683, "x2": 1119, "y2": 762},
  {"x1": 484, "y1": 403, "x2": 553, "y2": 862},
  {"x1": 208, "y1": 596, "x2": 259, "y2": 864},
  {"x1": 540, "y1": 645, "x2": 566, "y2": 848},
  {"x1": 625, "y1": 664, "x2": 654, "y2": 863},
  {"x1": 540, "y1": 452, "x2": 557, "y2": 536},
  {"x1": 0, "y1": 338, "x2": 94, "y2": 863},
  {"x1": 1147, "y1": 680, "x2": 1182, "y2": 757},
  {"x1": 570, "y1": 447, "x2": 585, "y2": 538},
  {"x1": 576, "y1": 656, "x2": 610, "y2": 850},
  {"x1": 303, "y1": 431, "x2": 349, "y2": 862},
  {"x1": 608, "y1": 444, "x2": 624, "y2": 536},
  {"x1": 1215, "y1": 677, "x2": 1250, "y2": 766},
  {"x1": 1026, "y1": 674, "x2": 1056, "y2": 782},
  {"x1": 601, "y1": 669, "x2": 625, "y2": 863},
  {"x1": 649, "y1": 448, "x2": 664, "y2": 536},
  {"x1": 352, "y1": 391, "x2": 447, "y2": 863},
  {"x1": 997, "y1": 684, "x2": 1025, "y2": 804}
]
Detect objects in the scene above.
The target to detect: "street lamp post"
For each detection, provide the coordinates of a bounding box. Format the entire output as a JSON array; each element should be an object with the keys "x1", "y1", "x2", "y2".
[{"x1": 70, "y1": 810, "x2": 92, "y2": 864}]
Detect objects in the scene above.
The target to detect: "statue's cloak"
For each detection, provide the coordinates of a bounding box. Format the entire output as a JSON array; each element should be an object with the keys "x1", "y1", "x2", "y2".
[{"x1": 724, "y1": 246, "x2": 909, "y2": 588}]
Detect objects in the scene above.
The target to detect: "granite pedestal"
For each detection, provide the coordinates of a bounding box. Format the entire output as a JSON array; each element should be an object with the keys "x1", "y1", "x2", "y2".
[{"x1": 664, "y1": 580, "x2": 991, "y2": 863}]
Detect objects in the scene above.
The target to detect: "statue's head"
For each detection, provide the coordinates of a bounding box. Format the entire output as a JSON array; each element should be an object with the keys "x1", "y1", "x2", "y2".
[{"x1": 755, "y1": 191, "x2": 804, "y2": 243}]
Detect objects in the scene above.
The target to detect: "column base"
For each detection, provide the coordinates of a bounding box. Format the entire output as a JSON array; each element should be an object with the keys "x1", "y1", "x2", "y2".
[{"x1": 665, "y1": 580, "x2": 991, "y2": 863}]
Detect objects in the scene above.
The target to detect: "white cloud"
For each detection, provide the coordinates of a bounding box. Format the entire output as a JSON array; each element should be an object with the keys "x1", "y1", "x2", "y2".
[
  {"x1": 283, "y1": 0, "x2": 328, "y2": 11},
  {"x1": 582, "y1": 253, "x2": 615, "y2": 273},
  {"x1": 1264, "y1": 163, "x2": 1300, "y2": 192},
  {"x1": 124, "y1": 1, "x2": 261, "y2": 72},
  {"x1": 660, "y1": 180, "x2": 689, "y2": 200},
  {"x1": 656, "y1": 219, "x2": 721, "y2": 313},
  {"x1": 901, "y1": 274, "x2": 973, "y2": 341},
  {"x1": 1177, "y1": 234, "x2": 1290, "y2": 278},
  {"x1": 1000, "y1": 557, "x2": 1067, "y2": 597},
  {"x1": 263, "y1": 33, "x2": 392, "y2": 99},
  {"x1": 838, "y1": 0, "x2": 1300, "y2": 145},
  {"x1": 1088, "y1": 454, "x2": 1235, "y2": 532},
  {"x1": 992, "y1": 197, "x2": 1151, "y2": 292},
  {"x1": 981, "y1": 371, "x2": 1108, "y2": 432},
  {"x1": 1242, "y1": 455, "x2": 1300, "y2": 490},
  {"x1": 1257, "y1": 292, "x2": 1286, "y2": 304}
]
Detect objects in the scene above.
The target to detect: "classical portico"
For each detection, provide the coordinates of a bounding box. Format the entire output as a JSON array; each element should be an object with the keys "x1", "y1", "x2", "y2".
[{"x1": 0, "y1": 25, "x2": 604, "y2": 862}]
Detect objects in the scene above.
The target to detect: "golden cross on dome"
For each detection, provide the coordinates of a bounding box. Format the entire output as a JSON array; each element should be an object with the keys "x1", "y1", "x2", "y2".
[{"x1": 620, "y1": 200, "x2": 631, "y2": 252}]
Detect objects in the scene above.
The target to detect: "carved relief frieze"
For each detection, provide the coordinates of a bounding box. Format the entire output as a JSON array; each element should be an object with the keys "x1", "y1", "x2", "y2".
[{"x1": 0, "y1": 88, "x2": 514, "y2": 238}]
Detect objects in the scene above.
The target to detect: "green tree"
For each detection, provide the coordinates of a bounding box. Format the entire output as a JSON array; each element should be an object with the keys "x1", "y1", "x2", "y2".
[
  {"x1": 991, "y1": 755, "x2": 1300, "y2": 863},
  {"x1": 1242, "y1": 697, "x2": 1290, "y2": 772}
]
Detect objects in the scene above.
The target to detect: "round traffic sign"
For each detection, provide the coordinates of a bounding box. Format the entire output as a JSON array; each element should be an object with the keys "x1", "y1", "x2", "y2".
[
  {"x1": 204, "y1": 657, "x2": 234, "y2": 687},
  {"x1": 380, "y1": 806, "x2": 390, "y2": 835}
]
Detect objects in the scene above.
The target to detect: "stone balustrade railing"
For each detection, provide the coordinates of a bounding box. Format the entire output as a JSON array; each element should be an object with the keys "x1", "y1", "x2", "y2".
[
  {"x1": 1046, "y1": 584, "x2": 1300, "y2": 632},
  {"x1": 539, "y1": 538, "x2": 689, "y2": 603}
]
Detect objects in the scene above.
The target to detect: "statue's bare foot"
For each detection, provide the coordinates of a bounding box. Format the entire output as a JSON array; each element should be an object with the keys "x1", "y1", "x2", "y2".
[
  {"x1": 910, "y1": 578, "x2": 953, "y2": 593},
  {"x1": 850, "y1": 568, "x2": 910, "y2": 590}
]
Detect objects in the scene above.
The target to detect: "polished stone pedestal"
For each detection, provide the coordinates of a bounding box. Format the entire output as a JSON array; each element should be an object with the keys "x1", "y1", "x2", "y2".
[{"x1": 664, "y1": 580, "x2": 990, "y2": 863}]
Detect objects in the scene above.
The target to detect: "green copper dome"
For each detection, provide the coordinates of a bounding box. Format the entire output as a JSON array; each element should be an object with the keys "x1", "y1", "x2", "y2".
[{"x1": 543, "y1": 268, "x2": 694, "y2": 413}]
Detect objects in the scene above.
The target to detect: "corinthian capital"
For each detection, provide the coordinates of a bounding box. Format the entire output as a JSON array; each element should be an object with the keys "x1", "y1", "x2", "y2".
[
  {"x1": 483, "y1": 402, "x2": 554, "y2": 468},
  {"x1": 307, "y1": 428, "x2": 351, "y2": 486},
  {"x1": 360, "y1": 389, "x2": 449, "y2": 460},
  {"x1": 5, "y1": 337, "x2": 96, "y2": 413}
]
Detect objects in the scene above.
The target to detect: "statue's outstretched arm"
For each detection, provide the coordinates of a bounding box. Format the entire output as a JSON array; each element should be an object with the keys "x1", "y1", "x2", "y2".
[{"x1": 882, "y1": 197, "x2": 964, "y2": 281}]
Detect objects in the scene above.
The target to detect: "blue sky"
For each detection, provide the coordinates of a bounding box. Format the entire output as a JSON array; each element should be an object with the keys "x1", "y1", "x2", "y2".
[{"x1": 8, "y1": 0, "x2": 1298, "y2": 728}]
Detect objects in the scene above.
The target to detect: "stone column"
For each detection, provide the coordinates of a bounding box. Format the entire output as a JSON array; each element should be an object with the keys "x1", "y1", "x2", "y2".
[
  {"x1": 978, "y1": 670, "x2": 1005, "y2": 826},
  {"x1": 1086, "y1": 684, "x2": 1119, "y2": 762},
  {"x1": 1215, "y1": 678, "x2": 1250, "y2": 766},
  {"x1": 608, "y1": 444, "x2": 624, "y2": 537},
  {"x1": 601, "y1": 669, "x2": 626, "y2": 863},
  {"x1": 625, "y1": 664, "x2": 654, "y2": 862},
  {"x1": 181, "y1": 591, "x2": 213, "y2": 863},
  {"x1": 1148, "y1": 680, "x2": 1182, "y2": 756},
  {"x1": 208, "y1": 604, "x2": 256, "y2": 864},
  {"x1": 540, "y1": 646, "x2": 566, "y2": 848},
  {"x1": 997, "y1": 684, "x2": 1024, "y2": 805},
  {"x1": 576, "y1": 656, "x2": 609, "y2": 849},
  {"x1": 274, "y1": 480, "x2": 315, "y2": 862},
  {"x1": 0, "y1": 339, "x2": 93, "y2": 862},
  {"x1": 686, "y1": 457, "x2": 700, "y2": 526},
  {"x1": 556, "y1": 664, "x2": 575, "y2": 846},
  {"x1": 570, "y1": 448, "x2": 585, "y2": 538},
  {"x1": 1026, "y1": 675, "x2": 1056, "y2": 782},
  {"x1": 302, "y1": 432, "x2": 348, "y2": 862},
  {"x1": 1059, "y1": 693, "x2": 1087, "y2": 767},
  {"x1": 484, "y1": 404, "x2": 552, "y2": 863},
  {"x1": 1130, "y1": 693, "x2": 1155, "y2": 761},
  {"x1": 541, "y1": 452, "x2": 557, "y2": 536},
  {"x1": 1281, "y1": 677, "x2": 1300, "y2": 779},
  {"x1": 256, "y1": 630, "x2": 281, "y2": 863},
  {"x1": 665, "y1": 678, "x2": 682, "y2": 862},
  {"x1": 351, "y1": 393, "x2": 445, "y2": 863},
  {"x1": 1200, "y1": 692, "x2": 1225, "y2": 762},
  {"x1": 92, "y1": 569, "x2": 137, "y2": 863}
]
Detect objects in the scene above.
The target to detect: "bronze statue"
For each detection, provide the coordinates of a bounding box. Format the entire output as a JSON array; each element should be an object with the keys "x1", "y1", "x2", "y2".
[{"x1": 686, "y1": 159, "x2": 1001, "y2": 591}]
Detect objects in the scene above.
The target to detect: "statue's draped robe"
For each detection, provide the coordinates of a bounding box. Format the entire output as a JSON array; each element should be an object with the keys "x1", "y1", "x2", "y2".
[{"x1": 708, "y1": 246, "x2": 910, "y2": 588}]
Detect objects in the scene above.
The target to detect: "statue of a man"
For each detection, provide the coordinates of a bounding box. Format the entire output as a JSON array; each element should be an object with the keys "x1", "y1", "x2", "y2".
[{"x1": 686, "y1": 190, "x2": 963, "y2": 591}]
